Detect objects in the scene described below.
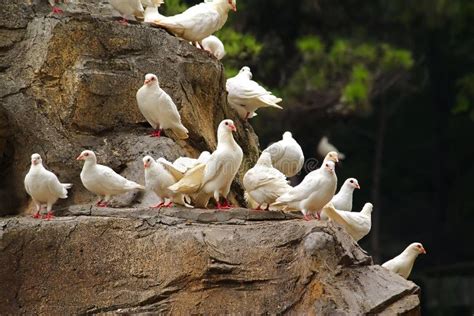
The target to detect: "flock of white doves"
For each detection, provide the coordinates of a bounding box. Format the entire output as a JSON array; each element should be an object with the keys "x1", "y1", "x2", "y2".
[{"x1": 28, "y1": 0, "x2": 426, "y2": 279}]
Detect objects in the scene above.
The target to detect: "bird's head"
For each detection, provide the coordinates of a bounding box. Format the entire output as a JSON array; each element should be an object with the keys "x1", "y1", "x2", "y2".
[
  {"x1": 76, "y1": 150, "x2": 96, "y2": 162},
  {"x1": 31, "y1": 153, "x2": 42, "y2": 166},
  {"x1": 346, "y1": 178, "x2": 360, "y2": 189},
  {"x1": 257, "y1": 151, "x2": 273, "y2": 167},
  {"x1": 407, "y1": 242, "x2": 427, "y2": 255},
  {"x1": 143, "y1": 156, "x2": 154, "y2": 169},
  {"x1": 324, "y1": 151, "x2": 339, "y2": 163},
  {"x1": 144, "y1": 73, "x2": 159, "y2": 86},
  {"x1": 227, "y1": 0, "x2": 237, "y2": 12},
  {"x1": 323, "y1": 160, "x2": 335, "y2": 174},
  {"x1": 282, "y1": 131, "x2": 293, "y2": 140},
  {"x1": 220, "y1": 119, "x2": 237, "y2": 133},
  {"x1": 239, "y1": 66, "x2": 252, "y2": 79}
]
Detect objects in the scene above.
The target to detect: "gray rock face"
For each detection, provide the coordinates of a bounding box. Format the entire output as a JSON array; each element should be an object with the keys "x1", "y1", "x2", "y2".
[
  {"x1": 0, "y1": 0, "x2": 259, "y2": 214},
  {"x1": 0, "y1": 209, "x2": 420, "y2": 315}
]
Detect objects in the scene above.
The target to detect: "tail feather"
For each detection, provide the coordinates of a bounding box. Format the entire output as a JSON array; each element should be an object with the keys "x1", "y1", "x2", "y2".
[
  {"x1": 169, "y1": 164, "x2": 205, "y2": 194},
  {"x1": 172, "y1": 124, "x2": 189, "y2": 140}
]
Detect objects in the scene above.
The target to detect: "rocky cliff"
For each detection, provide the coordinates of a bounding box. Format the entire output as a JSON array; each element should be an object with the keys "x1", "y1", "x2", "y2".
[
  {"x1": 0, "y1": 0, "x2": 259, "y2": 215},
  {"x1": 0, "y1": 207, "x2": 421, "y2": 315}
]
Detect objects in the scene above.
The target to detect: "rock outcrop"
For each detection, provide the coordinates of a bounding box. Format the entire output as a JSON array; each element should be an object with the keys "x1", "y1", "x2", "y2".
[
  {"x1": 0, "y1": 208, "x2": 421, "y2": 315},
  {"x1": 0, "y1": 0, "x2": 259, "y2": 215}
]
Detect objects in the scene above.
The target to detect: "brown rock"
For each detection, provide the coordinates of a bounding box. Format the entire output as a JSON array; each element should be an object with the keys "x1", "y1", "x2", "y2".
[{"x1": 0, "y1": 209, "x2": 420, "y2": 314}]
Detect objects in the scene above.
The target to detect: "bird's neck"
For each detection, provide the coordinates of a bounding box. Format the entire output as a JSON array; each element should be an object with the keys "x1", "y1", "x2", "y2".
[
  {"x1": 211, "y1": 1, "x2": 230, "y2": 16},
  {"x1": 217, "y1": 131, "x2": 238, "y2": 149},
  {"x1": 82, "y1": 159, "x2": 97, "y2": 170},
  {"x1": 30, "y1": 164, "x2": 45, "y2": 173},
  {"x1": 338, "y1": 185, "x2": 354, "y2": 197},
  {"x1": 400, "y1": 250, "x2": 419, "y2": 262}
]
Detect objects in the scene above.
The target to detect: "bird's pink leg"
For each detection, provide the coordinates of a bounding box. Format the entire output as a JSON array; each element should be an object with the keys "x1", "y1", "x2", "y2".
[
  {"x1": 216, "y1": 202, "x2": 230, "y2": 211},
  {"x1": 150, "y1": 129, "x2": 162, "y2": 138},
  {"x1": 222, "y1": 198, "x2": 233, "y2": 209},
  {"x1": 164, "y1": 202, "x2": 174, "y2": 208},
  {"x1": 43, "y1": 212, "x2": 54, "y2": 220},
  {"x1": 245, "y1": 112, "x2": 250, "y2": 121},
  {"x1": 253, "y1": 204, "x2": 262, "y2": 211},
  {"x1": 32, "y1": 212, "x2": 41, "y2": 219},
  {"x1": 97, "y1": 202, "x2": 108, "y2": 208},
  {"x1": 265, "y1": 204, "x2": 270, "y2": 211},
  {"x1": 51, "y1": 6, "x2": 63, "y2": 14},
  {"x1": 303, "y1": 214, "x2": 312, "y2": 221},
  {"x1": 152, "y1": 202, "x2": 164, "y2": 209},
  {"x1": 118, "y1": 18, "x2": 129, "y2": 25},
  {"x1": 315, "y1": 212, "x2": 321, "y2": 220}
]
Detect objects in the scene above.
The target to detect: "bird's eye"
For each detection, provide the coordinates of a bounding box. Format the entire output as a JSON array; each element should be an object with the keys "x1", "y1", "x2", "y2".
[
  {"x1": 225, "y1": 122, "x2": 229, "y2": 126},
  {"x1": 350, "y1": 180, "x2": 354, "y2": 183},
  {"x1": 84, "y1": 153, "x2": 89, "y2": 156},
  {"x1": 325, "y1": 163, "x2": 329, "y2": 167},
  {"x1": 417, "y1": 245, "x2": 421, "y2": 248}
]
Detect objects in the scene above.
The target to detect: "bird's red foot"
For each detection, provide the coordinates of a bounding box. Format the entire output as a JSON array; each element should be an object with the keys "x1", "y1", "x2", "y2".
[
  {"x1": 51, "y1": 6, "x2": 63, "y2": 14},
  {"x1": 97, "y1": 202, "x2": 108, "y2": 208},
  {"x1": 222, "y1": 199, "x2": 233, "y2": 209},
  {"x1": 253, "y1": 205, "x2": 262, "y2": 211},
  {"x1": 217, "y1": 202, "x2": 230, "y2": 211},
  {"x1": 33, "y1": 212, "x2": 41, "y2": 219},
  {"x1": 303, "y1": 214, "x2": 312, "y2": 221},
  {"x1": 118, "y1": 18, "x2": 129, "y2": 25},
  {"x1": 150, "y1": 130, "x2": 161, "y2": 138},
  {"x1": 164, "y1": 202, "x2": 173, "y2": 208},
  {"x1": 315, "y1": 212, "x2": 321, "y2": 220},
  {"x1": 43, "y1": 212, "x2": 54, "y2": 220},
  {"x1": 152, "y1": 202, "x2": 164, "y2": 209}
]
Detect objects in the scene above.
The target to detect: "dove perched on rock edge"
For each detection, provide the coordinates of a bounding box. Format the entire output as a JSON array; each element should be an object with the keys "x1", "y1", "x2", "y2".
[
  {"x1": 169, "y1": 119, "x2": 243, "y2": 209},
  {"x1": 152, "y1": 0, "x2": 237, "y2": 44},
  {"x1": 136, "y1": 73, "x2": 189, "y2": 139},
  {"x1": 226, "y1": 66, "x2": 283, "y2": 120},
  {"x1": 322, "y1": 202, "x2": 372, "y2": 242},
  {"x1": 318, "y1": 136, "x2": 346, "y2": 160},
  {"x1": 243, "y1": 152, "x2": 292, "y2": 211},
  {"x1": 109, "y1": 0, "x2": 145, "y2": 23},
  {"x1": 24, "y1": 153, "x2": 72, "y2": 220},
  {"x1": 143, "y1": 156, "x2": 192, "y2": 208},
  {"x1": 321, "y1": 178, "x2": 360, "y2": 220},
  {"x1": 77, "y1": 150, "x2": 145, "y2": 207},
  {"x1": 172, "y1": 151, "x2": 212, "y2": 173},
  {"x1": 263, "y1": 131, "x2": 304, "y2": 178},
  {"x1": 201, "y1": 35, "x2": 226, "y2": 60},
  {"x1": 272, "y1": 159, "x2": 338, "y2": 221},
  {"x1": 382, "y1": 243, "x2": 427, "y2": 279},
  {"x1": 141, "y1": 0, "x2": 164, "y2": 22}
]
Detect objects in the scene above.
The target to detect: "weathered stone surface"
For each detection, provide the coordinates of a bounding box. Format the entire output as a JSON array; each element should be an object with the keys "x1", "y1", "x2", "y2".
[
  {"x1": 0, "y1": 1, "x2": 259, "y2": 214},
  {"x1": 0, "y1": 210, "x2": 420, "y2": 314}
]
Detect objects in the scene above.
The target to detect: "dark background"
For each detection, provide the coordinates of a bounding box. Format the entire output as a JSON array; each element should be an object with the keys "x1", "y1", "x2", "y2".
[{"x1": 179, "y1": 0, "x2": 474, "y2": 314}]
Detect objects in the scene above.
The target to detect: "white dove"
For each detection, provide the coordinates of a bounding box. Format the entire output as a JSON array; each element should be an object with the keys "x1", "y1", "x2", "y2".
[
  {"x1": 109, "y1": 0, "x2": 145, "y2": 23},
  {"x1": 136, "y1": 73, "x2": 189, "y2": 139},
  {"x1": 321, "y1": 178, "x2": 360, "y2": 220},
  {"x1": 317, "y1": 136, "x2": 346, "y2": 160},
  {"x1": 24, "y1": 154, "x2": 72, "y2": 220},
  {"x1": 226, "y1": 66, "x2": 283, "y2": 120},
  {"x1": 153, "y1": 0, "x2": 236, "y2": 45},
  {"x1": 322, "y1": 202, "x2": 373, "y2": 242},
  {"x1": 201, "y1": 35, "x2": 226, "y2": 60},
  {"x1": 243, "y1": 152, "x2": 291, "y2": 211},
  {"x1": 382, "y1": 243, "x2": 427, "y2": 279},
  {"x1": 173, "y1": 151, "x2": 211, "y2": 172},
  {"x1": 272, "y1": 159, "x2": 338, "y2": 221},
  {"x1": 143, "y1": 156, "x2": 191, "y2": 208},
  {"x1": 141, "y1": 0, "x2": 164, "y2": 22},
  {"x1": 77, "y1": 150, "x2": 145, "y2": 207},
  {"x1": 262, "y1": 131, "x2": 304, "y2": 177},
  {"x1": 169, "y1": 119, "x2": 243, "y2": 209}
]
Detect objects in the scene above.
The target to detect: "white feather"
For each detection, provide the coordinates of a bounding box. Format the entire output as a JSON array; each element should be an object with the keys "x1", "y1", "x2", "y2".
[{"x1": 263, "y1": 131, "x2": 304, "y2": 177}]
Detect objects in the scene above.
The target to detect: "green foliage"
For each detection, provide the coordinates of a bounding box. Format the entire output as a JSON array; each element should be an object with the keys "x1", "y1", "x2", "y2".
[
  {"x1": 381, "y1": 44, "x2": 414, "y2": 71},
  {"x1": 297, "y1": 36, "x2": 325, "y2": 57},
  {"x1": 452, "y1": 74, "x2": 474, "y2": 119},
  {"x1": 161, "y1": 0, "x2": 188, "y2": 16},
  {"x1": 341, "y1": 64, "x2": 372, "y2": 110}
]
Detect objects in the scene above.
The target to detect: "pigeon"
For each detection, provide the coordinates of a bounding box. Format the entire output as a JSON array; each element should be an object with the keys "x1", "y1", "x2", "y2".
[
  {"x1": 169, "y1": 119, "x2": 243, "y2": 209},
  {"x1": 77, "y1": 150, "x2": 145, "y2": 207},
  {"x1": 272, "y1": 159, "x2": 338, "y2": 221},
  {"x1": 322, "y1": 202, "x2": 372, "y2": 241},
  {"x1": 173, "y1": 151, "x2": 211, "y2": 173},
  {"x1": 317, "y1": 136, "x2": 346, "y2": 160},
  {"x1": 262, "y1": 131, "x2": 304, "y2": 177},
  {"x1": 321, "y1": 178, "x2": 360, "y2": 220},
  {"x1": 226, "y1": 66, "x2": 283, "y2": 120},
  {"x1": 382, "y1": 243, "x2": 427, "y2": 279},
  {"x1": 24, "y1": 154, "x2": 72, "y2": 220},
  {"x1": 136, "y1": 73, "x2": 189, "y2": 139},
  {"x1": 141, "y1": 0, "x2": 164, "y2": 22},
  {"x1": 243, "y1": 152, "x2": 292, "y2": 211},
  {"x1": 201, "y1": 35, "x2": 226, "y2": 60},
  {"x1": 109, "y1": 0, "x2": 145, "y2": 23},
  {"x1": 143, "y1": 156, "x2": 192, "y2": 208},
  {"x1": 152, "y1": 0, "x2": 237, "y2": 45}
]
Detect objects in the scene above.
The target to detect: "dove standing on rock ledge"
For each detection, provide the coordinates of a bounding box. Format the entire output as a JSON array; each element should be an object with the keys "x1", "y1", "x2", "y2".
[
  {"x1": 169, "y1": 119, "x2": 243, "y2": 209},
  {"x1": 136, "y1": 73, "x2": 189, "y2": 139},
  {"x1": 227, "y1": 66, "x2": 283, "y2": 120},
  {"x1": 143, "y1": 156, "x2": 192, "y2": 208},
  {"x1": 141, "y1": 0, "x2": 164, "y2": 22},
  {"x1": 321, "y1": 178, "x2": 360, "y2": 220},
  {"x1": 201, "y1": 35, "x2": 226, "y2": 60},
  {"x1": 382, "y1": 243, "x2": 427, "y2": 279},
  {"x1": 77, "y1": 150, "x2": 145, "y2": 207},
  {"x1": 322, "y1": 202, "x2": 373, "y2": 242},
  {"x1": 109, "y1": 0, "x2": 145, "y2": 24},
  {"x1": 263, "y1": 131, "x2": 304, "y2": 177},
  {"x1": 152, "y1": 0, "x2": 236, "y2": 46},
  {"x1": 24, "y1": 154, "x2": 72, "y2": 220},
  {"x1": 243, "y1": 152, "x2": 292, "y2": 211},
  {"x1": 272, "y1": 153, "x2": 338, "y2": 221}
]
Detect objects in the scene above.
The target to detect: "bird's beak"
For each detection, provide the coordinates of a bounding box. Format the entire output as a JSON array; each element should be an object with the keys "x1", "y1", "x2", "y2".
[
  {"x1": 356, "y1": 184, "x2": 361, "y2": 189},
  {"x1": 144, "y1": 162, "x2": 149, "y2": 169},
  {"x1": 76, "y1": 154, "x2": 84, "y2": 161},
  {"x1": 230, "y1": 124, "x2": 237, "y2": 132},
  {"x1": 144, "y1": 79, "x2": 151, "y2": 85},
  {"x1": 421, "y1": 247, "x2": 427, "y2": 254},
  {"x1": 232, "y1": 4, "x2": 237, "y2": 11}
]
